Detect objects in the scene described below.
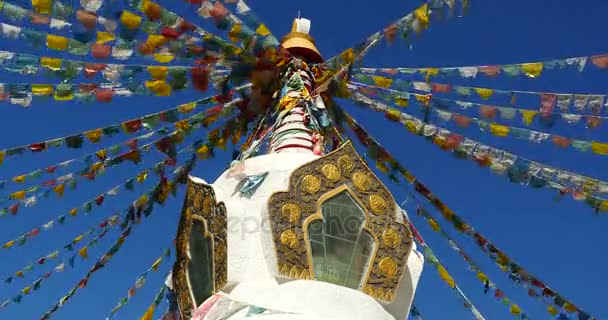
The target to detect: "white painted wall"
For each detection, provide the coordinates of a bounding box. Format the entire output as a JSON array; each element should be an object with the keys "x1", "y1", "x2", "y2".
[{"x1": 190, "y1": 151, "x2": 424, "y2": 320}]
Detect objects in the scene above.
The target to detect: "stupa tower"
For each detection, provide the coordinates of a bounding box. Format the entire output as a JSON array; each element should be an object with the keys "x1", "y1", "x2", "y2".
[{"x1": 166, "y1": 17, "x2": 424, "y2": 320}]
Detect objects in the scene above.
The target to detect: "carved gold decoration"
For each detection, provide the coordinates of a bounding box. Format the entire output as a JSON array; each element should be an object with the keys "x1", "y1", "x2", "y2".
[
  {"x1": 321, "y1": 163, "x2": 341, "y2": 181},
  {"x1": 281, "y1": 203, "x2": 301, "y2": 223},
  {"x1": 352, "y1": 171, "x2": 372, "y2": 191},
  {"x1": 382, "y1": 228, "x2": 401, "y2": 249},
  {"x1": 337, "y1": 155, "x2": 355, "y2": 174},
  {"x1": 280, "y1": 229, "x2": 299, "y2": 248},
  {"x1": 267, "y1": 141, "x2": 413, "y2": 303},
  {"x1": 173, "y1": 178, "x2": 227, "y2": 320},
  {"x1": 379, "y1": 257, "x2": 397, "y2": 278},
  {"x1": 300, "y1": 174, "x2": 321, "y2": 194},
  {"x1": 369, "y1": 194, "x2": 388, "y2": 214}
]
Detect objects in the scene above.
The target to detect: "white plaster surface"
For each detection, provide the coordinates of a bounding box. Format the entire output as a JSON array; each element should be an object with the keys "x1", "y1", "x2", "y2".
[{"x1": 192, "y1": 151, "x2": 424, "y2": 320}]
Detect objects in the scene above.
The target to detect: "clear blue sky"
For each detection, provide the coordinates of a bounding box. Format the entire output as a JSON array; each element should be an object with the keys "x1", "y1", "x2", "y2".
[{"x1": 0, "y1": 0, "x2": 606, "y2": 319}]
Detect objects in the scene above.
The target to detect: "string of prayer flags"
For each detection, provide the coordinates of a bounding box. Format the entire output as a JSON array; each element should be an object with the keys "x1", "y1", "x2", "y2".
[
  {"x1": 139, "y1": 285, "x2": 167, "y2": 320},
  {"x1": 333, "y1": 105, "x2": 598, "y2": 320},
  {"x1": 221, "y1": 0, "x2": 279, "y2": 48},
  {"x1": 0, "y1": 49, "x2": 230, "y2": 78},
  {"x1": 348, "y1": 82, "x2": 608, "y2": 130},
  {"x1": 0, "y1": 126, "x2": 195, "y2": 215},
  {"x1": 39, "y1": 154, "x2": 200, "y2": 320},
  {"x1": 350, "y1": 92, "x2": 608, "y2": 210},
  {"x1": 404, "y1": 218, "x2": 486, "y2": 320},
  {"x1": 0, "y1": 128, "x2": 166, "y2": 196},
  {"x1": 350, "y1": 83, "x2": 608, "y2": 156},
  {"x1": 0, "y1": 219, "x2": 118, "y2": 309},
  {"x1": 107, "y1": 248, "x2": 171, "y2": 319},
  {"x1": 39, "y1": 227, "x2": 134, "y2": 320},
  {"x1": 320, "y1": 0, "x2": 468, "y2": 82},
  {"x1": 351, "y1": 73, "x2": 608, "y2": 116},
  {"x1": 0, "y1": 0, "x2": 243, "y2": 63},
  {"x1": 0, "y1": 87, "x2": 248, "y2": 166},
  {"x1": 413, "y1": 205, "x2": 532, "y2": 319},
  {"x1": 356, "y1": 53, "x2": 608, "y2": 80},
  {"x1": 2, "y1": 223, "x2": 106, "y2": 285}
]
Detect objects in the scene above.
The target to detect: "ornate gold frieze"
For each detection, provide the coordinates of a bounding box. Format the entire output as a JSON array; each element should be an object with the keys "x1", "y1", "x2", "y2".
[
  {"x1": 173, "y1": 178, "x2": 227, "y2": 319},
  {"x1": 267, "y1": 141, "x2": 413, "y2": 302}
]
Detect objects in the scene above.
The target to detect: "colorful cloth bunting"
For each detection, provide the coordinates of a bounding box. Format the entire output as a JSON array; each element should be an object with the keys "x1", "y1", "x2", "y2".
[
  {"x1": 0, "y1": 87, "x2": 248, "y2": 167},
  {"x1": 357, "y1": 53, "x2": 608, "y2": 80},
  {"x1": 349, "y1": 84, "x2": 608, "y2": 156},
  {"x1": 404, "y1": 219, "x2": 485, "y2": 320},
  {"x1": 107, "y1": 249, "x2": 171, "y2": 319},
  {"x1": 350, "y1": 92, "x2": 608, "y2": 209},
  {"x1": 333, "y1": 102, "x2": 599, "y2": 320},
  {"x1": 351, "y1": 73, "x2": 608, "y2": 116},
  {"x1": 413, "y1": 205, "x2": 531, "y2": 319}
]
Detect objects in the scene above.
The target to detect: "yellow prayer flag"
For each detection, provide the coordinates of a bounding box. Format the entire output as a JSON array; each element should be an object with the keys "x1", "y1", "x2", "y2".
[
  {"x1": 69, "y1": 208, "x2": 78, "y2": 216},
  {"x1": 96, "y1": 149, "x2": 107, "y2": 160},
  {"x1": 520, "y1": 110, "x2": 538, "y2": 126},
  {"x1": 437, "y1": 265, "x2": 455, "y2": 288},
  {"x1": 96, "y1": 31, "x2": 115, "y2": 44},
  {"x1": 153, "y1": 53, "x2": 175, "y2": 63},
  {"x1": 137, "y1": 170, "x2": 148, "y2": 183},
  {"x1": 85, "y1": 129, "x2": 102, "y2": 143},
  {"x1": 372, "y1": 76, "x2": 392, "y2": 88},
  {"x1": 375, "y1": 160, "x2": 389, "y2": 173},
  {"x1": 476, "y1": 272, "x2": 488, "y2": 282},
  {"x1": 32, "y1": 0, "x2": 52, "y2": 14},
  {"x1": 146, "y1": 34, "x2": 167, "y2": 48},
  {"x1": 521, "y1": 62, "x2": 543, "y2": 78},
  {"x1": 474, "y1": 87, "x2": 493, "y2": 100},
  {"x1": 90, "y1": 161, "x2": 104, "y2": 172},
  {"x1": 140, "y1": 304, "x2": 156, "y2": 320},
  {"x1": 386, "y1": 108, "x2": 401, "y2": 120},
  {"x1": 428, "y1": 218, "x2": 440, "y2": 231},
  {"x1": 510, "y1": 304, "x2": 521, "y2": 315},
  {"x1": 175, "y1": 119, "x2": 191, "y2": 131},
  {"x1": 46, "y1": 34, "x2": 69, "y2": 51},
  {"x1": 10, "y1": 191, "x2": 26, "y2": 200},
  {"x1": 228, "y1": 24, "x2": 241, "y2": 42},
  {"x1": 22, "y1": 287, "x2": 31, "y2": 295},
  {"x1": 489, "y1": 123, "x2": 510, "y2": 137},
  {"x1": 79, "y1": 247, "x2": 88, "y2": 258},
  {"x1": 547, "y1": 305, "x2": 558, "y2": 316},
  {"x1": 591, "y1": 142, "x2": 608, "y2": 155},
  {"x1": 12, "y1": 176, "x2": 25, "y2": 183},
  {"x1": 147, "y1": 66, "x2": 168, "y2": 80},
  {"x1": 178, "y1": 102, "x2": 196, "y2": 113},
  {"x1": 136, "y1": 195, "x2": 148, "y2": 207},
  {"x1": 73, "y1": 234, "x2": 84, "y2": 243},
  {"x1": 151, "y1": 257, "x2": 162, "y2": 270},
  {"x1": 54, "y1": 184, "x2": 65, "y2": 197},
  {"x1": 3, "y1": 240, "x2": 15, "y2": 248},
  {"x1": 421, "y1": 68, "x2": 439, "y2": 81},
  {"x1": 32, "y1": 84, "x2": 53, "y2": 96},
  {"x1": 563, "y1": 302, "x2": 577, "y2": 313},
  {"x1": 40, "y1": 57, "x2": 62, "y2": 70},
  {"x1": 120, "y1": 11, "x2": 142, "y2": 30},
  {"x1": 414, "y1": 3, "x2": 430, "y2": 25},
  {"x1": 145, "y1": 80, "x2": 172, "y2": 96},
  {"x1": 0, "y1": 150, "x2": 5, "y2": 166},
  {"x1": 340, "y1": 48, "x2": 355, "y2": 64},
  {"x1": 256, "y1": 24, "x2": 271, "y2": 36},
  {"x1": 405, "y1": 120, "x2": 418, "y2": 133},
  {"x1": 196, "y1": 145, "x2": 210, "y2": 159},
  {"x1": 15, "y1": 270, "x2": 24, "y2": 277},
  {"x1": 394, "y1": 97, "x2": 409, "y2": 107}
]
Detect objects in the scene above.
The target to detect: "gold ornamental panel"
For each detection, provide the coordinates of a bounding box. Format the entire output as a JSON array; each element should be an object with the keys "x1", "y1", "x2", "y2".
[
  {"x1": 267, "y1": 141, "x2": 413, "y2": 302},
  {"x1": 173, "y1": 178, "x2": 227, "y2": 320}
]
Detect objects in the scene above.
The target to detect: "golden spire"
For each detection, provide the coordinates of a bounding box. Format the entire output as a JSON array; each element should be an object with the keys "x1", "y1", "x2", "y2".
[{"x1": 280, "y1": 17, "x2": 323, "y2": 63}]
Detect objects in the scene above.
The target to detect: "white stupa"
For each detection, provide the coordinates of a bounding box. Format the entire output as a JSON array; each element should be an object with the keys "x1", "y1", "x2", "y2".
[{"x1": 167, "y1": 18, "x2": 424, "y2": 320}]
